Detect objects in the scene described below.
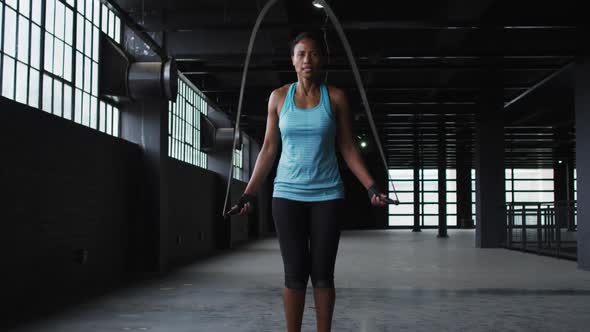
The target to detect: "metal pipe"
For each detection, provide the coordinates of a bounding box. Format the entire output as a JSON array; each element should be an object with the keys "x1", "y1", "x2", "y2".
[
  {"x1": 521, "y1": 205, "x2": 527, "y2": 249},
  {"x1": 537, "y1": 204, "x2": 542, "y2": 254}
]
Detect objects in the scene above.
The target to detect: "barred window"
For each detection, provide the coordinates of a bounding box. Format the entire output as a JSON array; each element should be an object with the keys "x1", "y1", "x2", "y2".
[
  {"x1": 507, "y1": 168, "x2": 554, "y2": 204},
  {"x1": 0, "y1": 0, "x2": 121, "y2": 137},
  {"x1": 168, "y1": 74, "x2": 208, "y2": 168},
  {"x1": 233, "y1": 144, "x2": 243, "y2": 181},
  {"x1": 388, "y1": 168, "x2": 468, "y2": 227},
  {"x1": 471, "y1": 168, "x2": 476, "y2": 225},
  {"x1": 446, "y1": 169, "x2": 457, "y2": 226},
  {"x1": 574, "y1": 168, "x2": 577, "y2": 226},
  {"x1": 388, "y1": 169, "x2": 414, "y2": 226},
  {"x1": 388, "y1": 167, "x2": 556, "y2": 228},
  {"x1": 420, "y1": 169, "x2": 439, "y2": 226}
]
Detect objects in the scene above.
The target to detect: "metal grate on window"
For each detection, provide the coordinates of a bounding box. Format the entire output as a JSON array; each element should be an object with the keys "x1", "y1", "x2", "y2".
[
  {"x1": 233, "y1": 144, "x2": 243, "y2": 181},
  {"x1": 168, "y1": 73, "x2": 208, "y2": 169},
  {"x1": 0, "y1": 0, "x2": 122, "y2": 137}
]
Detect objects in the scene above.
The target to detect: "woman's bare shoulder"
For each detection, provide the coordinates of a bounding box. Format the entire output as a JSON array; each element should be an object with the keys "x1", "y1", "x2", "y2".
[
  {"x1": 271, "y1": 83, "x2": 291, "y2": 99},
  {"x1": 326, "y1": 84, "x2": 346, "y2": 100},
  {"x1": 326, "y1": 85, "x2": 348, "y2": 117},
  {"x1": 269, "y1": 84, "x2": 292, "y2": 115}
]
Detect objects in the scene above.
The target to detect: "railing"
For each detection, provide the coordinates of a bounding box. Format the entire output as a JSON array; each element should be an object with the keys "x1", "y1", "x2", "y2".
[{"x1": 505, "y1": 201, "x2": 577, "y2": 260}]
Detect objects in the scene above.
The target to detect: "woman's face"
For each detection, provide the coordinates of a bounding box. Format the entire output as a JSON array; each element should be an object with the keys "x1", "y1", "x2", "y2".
[{"x1": 291, "y1": 38, "x2": 322, "y2": 79}]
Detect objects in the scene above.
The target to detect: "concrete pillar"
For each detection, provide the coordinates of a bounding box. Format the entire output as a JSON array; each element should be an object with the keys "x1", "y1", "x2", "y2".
[
  {"x1": 438, "y1": 115, "x2": 448, "y2": 238},
  {"x1": 413, "y1": 115, "x2": 421, "y2": 232},
  {"x1": 413, "y1": 165, "x2": 421, "y2": 232},
  {"x1": 553, "y1": 126, "x2": 575, "y2": 231},
  {"x1": 567, "y1": 158, "x2": 576, "y2": 232},
  {"x1": 554, "y1": 126, "x2": 566, "y2": 228},
  {"x1": 456, "y1": 128, "x2": 473, "y2": 228},
  {"x1": 121, "y1": 99, "x2": 169, "y2": 273},
  {"x1": 120, "y1": 29, "x2": 170, "y2": 274},
  {"x1": 575, "y1": 56, "x2": 590, "y2": 270},
  {"x1": 556, "y1": 127, "x2": 576, "y2": 232},
  {"x1": 475, "y1": 70, "x2": 506, "y2": 248}
]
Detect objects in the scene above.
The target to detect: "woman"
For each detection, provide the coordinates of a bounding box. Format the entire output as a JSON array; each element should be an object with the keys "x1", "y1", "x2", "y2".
[{"x1": 234, "y1": 32, "x2": 390, "y2": 332}]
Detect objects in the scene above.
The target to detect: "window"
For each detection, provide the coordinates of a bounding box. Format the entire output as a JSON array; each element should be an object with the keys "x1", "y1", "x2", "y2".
[
  {"x1": 420, "y1": 168, "x2": 439, "y2": 226},
  {"x1": 387, "y1": 167, "x2": 557, "y2": 228},
  {"x1": 388, "y1": 169, "x2": 414, "y2": 226},
  {"x1": 508, "y1": 168, "x2": 554, "y2": 204},
  {"x1": 168, "y1": 74, "x2": 207, "y2": 168},
  {"x1": 471, "y1": 168, "x2": 476, "y2": 225},
  {"x1": 2, "y1": 0, "x2": 42, "y2": 106},
  {"x1": 574, "y1": 168, "x2": 577, "y2": 226},
  {"x1": 1, "y1": 0, "x2": 122, "y2": 137},
  {"x1": 72, "y1": 0, "x2": 120, "y2": 135},
  {"x1": 389, "y1": 168, "x2": 466, "y2": 227},
  {"x1": 233, "y1": 144, "x2": 243, "y2": 181},
  {"x1": 446, "y1": 169, "x2": 457, "y2": 226},
  {"x1": 505, "y1": 168, "x2": 555, "y2": 227}
]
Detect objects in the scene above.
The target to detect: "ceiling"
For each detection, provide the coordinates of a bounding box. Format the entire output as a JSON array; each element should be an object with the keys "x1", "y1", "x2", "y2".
[{"x1": 114, "y1": 0, "x2": 578, "y2": 169}]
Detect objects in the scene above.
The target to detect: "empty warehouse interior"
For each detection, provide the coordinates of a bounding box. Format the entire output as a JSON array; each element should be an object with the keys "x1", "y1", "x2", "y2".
[{"x1": 1, "y1": 0, "x2": 589, "y2": 331}]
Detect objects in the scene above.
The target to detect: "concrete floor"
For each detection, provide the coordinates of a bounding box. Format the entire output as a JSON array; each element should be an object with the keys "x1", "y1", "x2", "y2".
[{"x1": 9, "y1": 229, "x2": 590, "y2": 331}]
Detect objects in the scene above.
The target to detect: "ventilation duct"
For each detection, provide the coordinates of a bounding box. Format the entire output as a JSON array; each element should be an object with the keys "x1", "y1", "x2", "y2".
[{"x1": 99, "y1": 32, "x2": 177, "y2": 102}]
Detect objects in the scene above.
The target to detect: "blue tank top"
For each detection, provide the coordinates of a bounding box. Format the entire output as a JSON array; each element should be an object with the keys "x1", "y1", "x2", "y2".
[{"x1": 273, "y1": 82, "x2": 345, "y2": 202}]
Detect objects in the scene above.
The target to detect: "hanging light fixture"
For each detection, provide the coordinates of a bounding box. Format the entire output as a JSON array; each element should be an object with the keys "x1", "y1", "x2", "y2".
[{"x1": 312, "y1": 0, "x2": 324, "y2": 9}]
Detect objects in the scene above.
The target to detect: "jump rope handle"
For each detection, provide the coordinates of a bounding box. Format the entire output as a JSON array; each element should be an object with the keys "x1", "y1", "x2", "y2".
[
  {"x1": 225, "y1": 187, "x2": 398, "y2": 217},
  {"x1": 224, "y1": 193, "x2": 256, "y2": 218},
  {"x1": 381, "y1": 197, "x2": 400, "y2": 205},
  {"x1": 224, "y1": 205, "x2": 241, "y2": 217},
  {"x1": 368, "y1": 184, "x2": 399, "y2": 205}
]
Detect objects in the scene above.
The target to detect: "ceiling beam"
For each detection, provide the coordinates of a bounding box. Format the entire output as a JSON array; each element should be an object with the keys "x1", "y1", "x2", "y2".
[
  {"x1": 201, "y1": 86, "x2": 528, "y2": 93},
  {"x1": 173, "y1": 51, "x2": 575, "y2": 61},
  {"x1": 180, "y1": 64, "x2": 562, "y2": 74},
  {"x1": 159, "y1": 20, "x2": 576, "y2": 32}
]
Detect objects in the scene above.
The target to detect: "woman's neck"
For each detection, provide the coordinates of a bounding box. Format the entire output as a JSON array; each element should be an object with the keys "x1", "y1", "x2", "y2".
[{"x1": 296, "y1": 77, "x2": 320, "y2": 97}]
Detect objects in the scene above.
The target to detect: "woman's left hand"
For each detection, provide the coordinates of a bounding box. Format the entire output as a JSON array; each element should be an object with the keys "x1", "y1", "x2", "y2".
[{"x1": 370, "y1": 193, "x2": 388, "y2": 207}]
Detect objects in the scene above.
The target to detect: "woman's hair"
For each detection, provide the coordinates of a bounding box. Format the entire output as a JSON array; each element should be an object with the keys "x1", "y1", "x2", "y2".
[{"x1": 290, "y1": 31, "x2": 325, "y2": 56}]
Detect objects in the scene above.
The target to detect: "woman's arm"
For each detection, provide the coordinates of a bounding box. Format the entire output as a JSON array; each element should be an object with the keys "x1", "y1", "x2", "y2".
[
  {"x1": 332, "y1": 87, "x2": 388, "y2": 206},
  {"x1": 332, "y1": 87, "x2": 376, "y2": 190},
  {"x1": 243, "y1": 89, "x2": 281, "y2": 196}
]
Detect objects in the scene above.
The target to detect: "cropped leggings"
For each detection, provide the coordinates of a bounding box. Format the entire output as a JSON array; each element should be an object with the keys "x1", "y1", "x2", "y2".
[{"x1": 272, "y1": 197, "x2": 343, "y2": 289}]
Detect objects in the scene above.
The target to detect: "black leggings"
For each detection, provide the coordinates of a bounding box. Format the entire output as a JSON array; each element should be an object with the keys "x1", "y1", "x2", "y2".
[{"x1": 272, "y1": 197, "x2": 343, "y2": 290}]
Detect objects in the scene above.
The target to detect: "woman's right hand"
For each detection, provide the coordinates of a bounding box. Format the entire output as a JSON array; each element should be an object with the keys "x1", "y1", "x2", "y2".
[
  {"x1": 367, "y1": 184, "x2": 397, "y2": 206},
  {"x1": 238, "y1": 202, "x2": 253, "y2": 215},
  {"x1": 237, "y1": 193, "x2": 256, "y2": 216},
  {"x1": 370, "y1": 193, "x2": 388, "y2": 207}
]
